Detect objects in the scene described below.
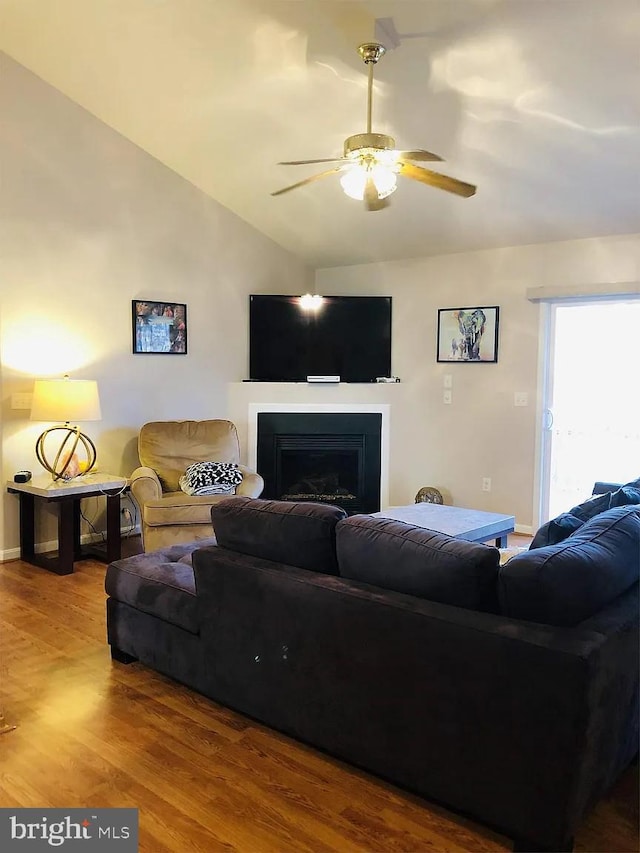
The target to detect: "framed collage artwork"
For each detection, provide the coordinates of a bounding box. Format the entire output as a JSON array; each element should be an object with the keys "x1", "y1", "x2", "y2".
[{"x1": 132, "y1": 301, "x2": 187, "y2": 354}]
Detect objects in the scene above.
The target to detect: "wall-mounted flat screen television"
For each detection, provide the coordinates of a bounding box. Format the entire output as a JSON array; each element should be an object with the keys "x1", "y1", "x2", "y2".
[{"x1": 249, "y1": 295, "x2": 392, "y2": 382}]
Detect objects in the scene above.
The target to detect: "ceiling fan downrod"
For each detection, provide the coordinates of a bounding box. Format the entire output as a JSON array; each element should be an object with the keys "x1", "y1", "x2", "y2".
[
  {"x1": 357, "y1": 42, "x2": 386, "y2": 134},
  {"x1": 343, "y1": 43, "x2": 395, "y2": 157}
]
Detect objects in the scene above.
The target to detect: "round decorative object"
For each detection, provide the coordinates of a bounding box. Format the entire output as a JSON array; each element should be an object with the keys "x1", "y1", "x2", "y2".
[
  {"x1": 415, "y1": 486, "x2": 443, "y2": 505},
  {"x1": 35, "y1": 425, "x2": 97, "y2": 481}
]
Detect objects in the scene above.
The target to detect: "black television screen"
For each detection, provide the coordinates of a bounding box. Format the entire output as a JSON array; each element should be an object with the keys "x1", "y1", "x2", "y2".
[{"x1": 249, "y1": 295, "x2": 392, "y2": 382}]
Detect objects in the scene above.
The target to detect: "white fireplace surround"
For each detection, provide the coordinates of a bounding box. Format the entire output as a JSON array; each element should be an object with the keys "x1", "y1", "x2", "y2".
[{"x1": 248, "y1": 402, "x2": 390, "y2": 510}]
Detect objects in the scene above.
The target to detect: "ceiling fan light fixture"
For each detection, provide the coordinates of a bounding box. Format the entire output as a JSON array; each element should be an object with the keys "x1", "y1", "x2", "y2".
[
  {"x1": 340, "y1": 163, "x2": 397, "y2": 201},
  {"x1": 345, "y1": 146, "x2": 399, "y2": 168}
]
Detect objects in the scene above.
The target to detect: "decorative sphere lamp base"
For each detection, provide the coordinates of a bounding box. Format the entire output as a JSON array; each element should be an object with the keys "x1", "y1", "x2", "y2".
[{"x1": 35, "y1": 424, "x2": 97, "y2": 481}]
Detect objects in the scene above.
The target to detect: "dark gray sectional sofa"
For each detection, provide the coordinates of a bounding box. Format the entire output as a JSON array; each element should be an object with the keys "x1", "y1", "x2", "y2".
[{"x1": 105, "y1": 497, "x2": 640, "y2": 852}]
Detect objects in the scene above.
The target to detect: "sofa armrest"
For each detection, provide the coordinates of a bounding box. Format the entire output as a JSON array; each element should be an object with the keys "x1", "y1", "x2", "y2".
[
  {"x1": 129, "y1": 466, "x2": 162, "y2": 508},
  {"x1": 236, "y1": 467, "x2": 264, "y2": 498}
]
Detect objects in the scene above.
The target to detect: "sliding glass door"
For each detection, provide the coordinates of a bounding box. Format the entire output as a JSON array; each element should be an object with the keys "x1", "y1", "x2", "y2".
[{"x1": 540, "y1": 297, "x2": 640, "y2": 521}]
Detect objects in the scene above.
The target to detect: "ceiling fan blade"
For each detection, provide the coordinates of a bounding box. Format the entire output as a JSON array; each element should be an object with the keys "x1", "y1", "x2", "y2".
[
  {"x1": 396, "y1": 149, "x2": 443, "y2": 162},
  {"x1": 364, "y1": 177, "x2": 389, "y2": 211},
  {"x1": 278, "y1": 158, "x2": 350, "y2": 166},
  {"x1": 398, "y1": 162, "x2": 476, "y2": 198},
  {"x1": 271, "y1": 166, "x2": 346, "y2": 197}
]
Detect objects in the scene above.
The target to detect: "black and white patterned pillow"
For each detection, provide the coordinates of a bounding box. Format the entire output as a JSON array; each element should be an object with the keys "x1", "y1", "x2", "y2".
[{"x1": 179, "y1": 461, "x2": 243, "y2": 496}]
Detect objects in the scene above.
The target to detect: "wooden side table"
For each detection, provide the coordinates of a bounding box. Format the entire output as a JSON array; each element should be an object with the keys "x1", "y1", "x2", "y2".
[{"x1": 7, "y1": 473, "x2": 127, "y2": 575}]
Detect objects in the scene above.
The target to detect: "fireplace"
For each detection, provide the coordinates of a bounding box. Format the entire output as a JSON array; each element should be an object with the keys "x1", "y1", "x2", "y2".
[{"x1": 257, "y1": 412, "x2": 382, "y2": 514}]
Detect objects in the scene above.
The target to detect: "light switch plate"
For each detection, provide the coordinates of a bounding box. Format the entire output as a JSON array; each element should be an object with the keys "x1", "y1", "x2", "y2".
[
  {"x1": 514, "y1": 392, "x2": 529, "y2": 407},
  {"x1": 443, "y1": 389, "x2": 452, "y2": 405},
  {"x1": 443, "y1": 374, "x2": 453, "y2": 389},
  {"x1": 11, "y1": 392, "x2": 33, "y2": 410}
]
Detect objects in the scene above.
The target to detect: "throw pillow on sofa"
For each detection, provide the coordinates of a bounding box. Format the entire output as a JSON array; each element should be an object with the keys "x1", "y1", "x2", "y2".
[
  {"x1": 499, "y1": 505, "x2": 640, "y2": 627},
  {"x1": 179, "y1": 461, "x2": 243, "y2": 496},
  {"x1": 530, "y1": 480, "x2": 640, "y2": 549},
  {"x1": 529, "y1": 512, "x2": 584, "y2": 549},
  {"x1": 336, "y1": 515, "x2": 500, "y2": 613}
]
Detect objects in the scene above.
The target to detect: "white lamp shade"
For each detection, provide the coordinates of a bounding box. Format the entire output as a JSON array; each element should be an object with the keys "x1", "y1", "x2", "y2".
[{"x1": 31, "y1": 377, "x2": 102, "y2": 423}]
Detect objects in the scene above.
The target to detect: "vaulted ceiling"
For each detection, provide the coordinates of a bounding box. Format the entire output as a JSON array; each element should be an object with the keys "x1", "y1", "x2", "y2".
[{"x1": 1, "y1": 0, "x2": 638, "y2": 268}]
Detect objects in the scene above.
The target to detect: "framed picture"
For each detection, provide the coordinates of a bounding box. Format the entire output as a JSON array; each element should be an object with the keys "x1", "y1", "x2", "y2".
[
  {"x1": 132, "y1": 300, "x2": 187, "y2": 354},
  {"x1": 436, "y1": 306, "x2": 499, "y2": 363}
]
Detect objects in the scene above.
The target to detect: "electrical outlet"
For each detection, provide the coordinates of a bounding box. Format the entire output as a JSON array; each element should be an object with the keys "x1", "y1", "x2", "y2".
[
  {"x1": 443, "y1": 389, "x2": 452, "y2": 405},
  {"x1": 514, "y1": 392, "x2": 529, "y2": 407},
  {"x1": 482, "y1": 477, "x2": 492, "y2": 492}
]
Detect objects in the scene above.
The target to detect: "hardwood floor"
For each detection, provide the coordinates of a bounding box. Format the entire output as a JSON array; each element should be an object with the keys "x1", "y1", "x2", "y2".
[{"x1": 0, "y1": 556, "x2": 637, "y2": 853}]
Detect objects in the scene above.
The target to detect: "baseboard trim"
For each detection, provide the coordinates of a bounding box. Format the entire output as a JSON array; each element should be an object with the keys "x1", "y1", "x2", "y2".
[
  {"x1": 514, "y1": 523, "x2": 534, "y2": 536},
  {"x1": 0, "y1": 524, "x2": 140, "y2": 563}
]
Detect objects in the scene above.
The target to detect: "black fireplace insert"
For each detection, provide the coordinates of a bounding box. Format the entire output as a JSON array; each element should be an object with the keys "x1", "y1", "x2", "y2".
[{"x1": 257, "y1": 412, "x2": 382, "y2": 514}]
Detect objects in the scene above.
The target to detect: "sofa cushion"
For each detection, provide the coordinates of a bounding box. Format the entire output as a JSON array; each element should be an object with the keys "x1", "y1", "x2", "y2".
[
  {"x1": 499, "y1": 506, "x2": 640, "y2": 626},
  {"x1": 531, "y1": 480, "x2": 640, "y2": 549},
  {"x1": 210, "y1": 497, "x2": 347, "y2": 575},
  {"x1": 105, "y1": 537, "x2": 217, "y2": 633},
  {"x1": 336, "y1": 515, "x2": 500, "y2": 612}
]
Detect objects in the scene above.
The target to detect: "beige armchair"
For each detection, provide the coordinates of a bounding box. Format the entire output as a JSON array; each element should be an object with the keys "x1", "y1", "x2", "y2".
[{"x1": 129, "y1": 419, "x2": 263, "y2": 552}]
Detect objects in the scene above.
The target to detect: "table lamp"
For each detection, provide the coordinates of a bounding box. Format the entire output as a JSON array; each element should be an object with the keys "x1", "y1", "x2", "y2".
[{"x1": 30, "y1": 375, "x2": 102, "y2": 480}]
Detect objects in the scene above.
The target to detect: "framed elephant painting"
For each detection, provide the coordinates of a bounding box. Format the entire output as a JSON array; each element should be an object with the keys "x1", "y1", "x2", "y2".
[{"x1": 436, "y1": 306, "x2": 499, "y2": 363}]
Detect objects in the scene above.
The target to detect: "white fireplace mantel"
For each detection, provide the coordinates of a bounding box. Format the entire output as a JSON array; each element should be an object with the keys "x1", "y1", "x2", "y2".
[{"x1": 227, "y1": 382, "x2": 401, "y2": 510}]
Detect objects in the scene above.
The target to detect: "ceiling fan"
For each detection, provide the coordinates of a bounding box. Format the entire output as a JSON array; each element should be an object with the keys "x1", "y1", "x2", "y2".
[{"x1": 271, "y1": 43, "x2": 476, "y2": 211}]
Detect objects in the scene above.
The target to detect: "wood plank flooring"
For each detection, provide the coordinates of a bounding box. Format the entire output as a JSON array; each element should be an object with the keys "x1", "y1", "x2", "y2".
[{"x1": 0, "y1": 556, "x2": 638, "y2": 852}]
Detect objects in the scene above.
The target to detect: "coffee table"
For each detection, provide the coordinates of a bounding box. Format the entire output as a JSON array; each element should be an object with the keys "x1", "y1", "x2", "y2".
[
  {"x1": 7, "y1": 473, "x2": 127, "y2": 575},
  {"x1": 372, "y1": 503, "x2": 515, "y2": 547}
]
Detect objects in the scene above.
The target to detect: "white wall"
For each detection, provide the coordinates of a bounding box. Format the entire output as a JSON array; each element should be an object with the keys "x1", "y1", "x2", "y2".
[
  {"x1": 316, "y1": 234, "x2": 640, "y2": 530},
  {"x1": 0, "y1": 54, "x2": 311, "y2": 556}
]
